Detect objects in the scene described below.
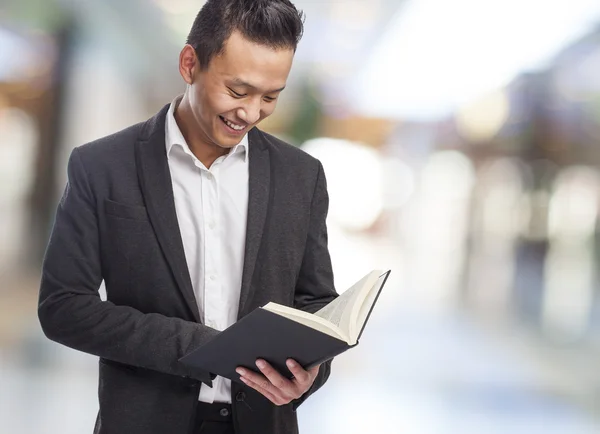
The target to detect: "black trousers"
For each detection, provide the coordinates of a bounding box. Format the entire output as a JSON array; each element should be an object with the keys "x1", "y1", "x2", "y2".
[{"x1": 192, "y1": 402, "x2": 235, "y2": 434}]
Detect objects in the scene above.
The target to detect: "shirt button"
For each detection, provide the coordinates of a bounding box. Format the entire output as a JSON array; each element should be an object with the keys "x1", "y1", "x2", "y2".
[
  {"x1": 208, "y1": 222, "x2": 215, "y2": 230},
  {"x1": 220, "y1": 408, "x2": 230, "y2": 417},
  {"x1": 210, "y1": 275, "x2": 216, "y2": 281}
]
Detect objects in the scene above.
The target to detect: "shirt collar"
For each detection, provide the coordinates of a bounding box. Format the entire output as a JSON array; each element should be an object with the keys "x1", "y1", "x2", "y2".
[{"x1": 165, "y1": 95, "x2": 249, "y2": 163}]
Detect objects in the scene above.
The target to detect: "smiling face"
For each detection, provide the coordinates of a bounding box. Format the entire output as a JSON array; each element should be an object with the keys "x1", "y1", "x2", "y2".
[{"x1": 178, "y1": 30, "x2": 295, "y2": 153}]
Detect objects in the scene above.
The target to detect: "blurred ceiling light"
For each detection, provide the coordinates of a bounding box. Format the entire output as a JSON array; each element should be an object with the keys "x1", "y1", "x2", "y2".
[
  {"x1": 543, "y1": 166, "x2": 599, "y2": 341},
  {"x1": 479, "y1": 159, "x2": 525, "y2": 236},
  {"x1": 408, "y1": 151, "x2": 474, "y2": 303},
  {"x1": 153, "y1": 0, "x2": 204, "y2": 15},
  {"x1": 455, "y1": 89, "x2": 510, "y2": 143},
  {"x1": 548, "y1": 166, "x2": 600, "y2": 241},
  {"x1": 302, "y1": 138, "x2": 384, "y2": 232},
  {"x1": 414, "y1": 150, "x2": 475, "y2": 252},
  {"x1": 382, "y1": 158, "x2": 415, "y2": 209},
  {"x1": 353, "y1": 0, "x2": 600, "y2": 121},
  {"x1": 421, "y1": 151, "x2": 475, "y2": 201}
]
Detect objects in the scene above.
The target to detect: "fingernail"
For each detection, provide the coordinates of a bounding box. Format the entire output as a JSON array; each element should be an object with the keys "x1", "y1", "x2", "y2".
[
  {"x1": 256, "y1": 360, "x2": 265, "y2": 369},
  {"x1": 286, "y1": 360, "x2": 296, "y2": 368},
  {"x1": 236, "y1": 368, "x2": 245, "y2": 376}
]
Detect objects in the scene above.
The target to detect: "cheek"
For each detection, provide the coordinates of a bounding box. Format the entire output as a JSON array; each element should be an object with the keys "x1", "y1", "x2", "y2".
[
  {"x1": 209, "y1": 94, "x2": 239, "y2": 116},
  {"x1": 191, "y1": 88, "x2": 209, "y2": 121},
  {"x1": 261, "y1": 103, "x2": 277, "y2": 119}
]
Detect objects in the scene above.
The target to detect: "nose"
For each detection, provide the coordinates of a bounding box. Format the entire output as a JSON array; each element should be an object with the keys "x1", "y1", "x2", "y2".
[{"x1": 237, "y1": 98, "x2": 261, "y2": 125}]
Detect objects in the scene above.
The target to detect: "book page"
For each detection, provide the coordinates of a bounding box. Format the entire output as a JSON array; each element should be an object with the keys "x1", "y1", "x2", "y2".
[
  {"x1": 262, "y1": 303, "x2": 348, "y2": 342},
  {"x1": 313, "y1": 280, "x2": 362, "y2": 326},
  {"x1": 314, "y1": 271, "x2": 381, "y2": 343},
  {"x1": 313, "y1": 295, "x2": 347, "y2": 328},
  {"x1": 350, "y1": 272, "x2": 388, "y2": 342}
]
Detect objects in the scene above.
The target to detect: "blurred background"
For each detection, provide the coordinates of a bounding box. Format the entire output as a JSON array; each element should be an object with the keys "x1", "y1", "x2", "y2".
[{"x1": 2, "y1": 0, "x2": 600, "y2": 433}]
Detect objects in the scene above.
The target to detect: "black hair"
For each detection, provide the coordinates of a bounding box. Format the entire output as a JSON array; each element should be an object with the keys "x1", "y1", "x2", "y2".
[{"x1": 186, "y1": 0, "x2": 305, "y2": 70}]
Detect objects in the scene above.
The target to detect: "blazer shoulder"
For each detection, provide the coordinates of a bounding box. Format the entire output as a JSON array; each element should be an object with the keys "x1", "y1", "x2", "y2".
[
  {"x1": 75, "y1": 121, "x2": 145, "y2": 161},
  {"x1": 254, "y1": 128, "x2": 321, "y2": 169}
]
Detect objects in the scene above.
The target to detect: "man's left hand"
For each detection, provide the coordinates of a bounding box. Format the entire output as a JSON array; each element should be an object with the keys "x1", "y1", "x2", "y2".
[{"x1": 236, "y1": 359, "x2": 319, "y2": 406}]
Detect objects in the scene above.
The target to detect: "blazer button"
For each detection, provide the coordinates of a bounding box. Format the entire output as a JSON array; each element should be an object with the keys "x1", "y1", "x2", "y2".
[
  {"x1": 220, "y1": 408, "x2": 230, "y2": 417},
  {"x1": 235, "y1": 392, "x2": 246, "y2": 402}
]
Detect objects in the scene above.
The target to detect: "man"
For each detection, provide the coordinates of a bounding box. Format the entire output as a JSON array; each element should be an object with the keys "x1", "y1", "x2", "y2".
[{"x1": 37, "y1": 1, "x2": 338, "y2": 433}]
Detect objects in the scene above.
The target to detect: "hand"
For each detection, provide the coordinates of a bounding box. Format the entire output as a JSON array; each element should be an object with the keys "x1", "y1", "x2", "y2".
[{"x1": 236, "y1": 359, "x2": 319, "y2": 406}]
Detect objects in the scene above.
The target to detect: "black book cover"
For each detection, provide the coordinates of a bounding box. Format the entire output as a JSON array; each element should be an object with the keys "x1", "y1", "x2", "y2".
[{"x1": 179, "y1": 309, "x2": 352, "y2": 382}]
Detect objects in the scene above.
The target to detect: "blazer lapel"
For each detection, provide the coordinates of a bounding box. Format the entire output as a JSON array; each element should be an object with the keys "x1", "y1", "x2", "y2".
[
  {"x1": 238, "y1": 128, "x2": 270, "y2": 318},
  {"x1": 134, "y1": 105, "x2": 201, "y2": 323}
]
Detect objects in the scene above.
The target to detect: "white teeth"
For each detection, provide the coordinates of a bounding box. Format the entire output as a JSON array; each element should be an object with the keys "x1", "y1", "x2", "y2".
[{"x1": 223, "y1": 117, "x2": 244, "y2": 131}]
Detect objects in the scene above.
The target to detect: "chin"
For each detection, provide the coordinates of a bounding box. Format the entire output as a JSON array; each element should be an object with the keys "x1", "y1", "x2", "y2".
[
  {"x1": 216, "y1": 142, "x2": 238, "y2": 149},
  {"x1": 213, "y1": 134, "x2": 242, "y2": 149}
]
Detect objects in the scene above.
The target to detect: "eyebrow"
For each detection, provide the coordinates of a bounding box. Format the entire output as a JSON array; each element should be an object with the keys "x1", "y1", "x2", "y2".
[{"x1": 229, "y1": 78, "x2": 286, "y2": 94}]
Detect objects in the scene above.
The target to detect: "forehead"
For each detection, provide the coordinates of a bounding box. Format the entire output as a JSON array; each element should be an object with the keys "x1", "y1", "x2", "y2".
[{"x1": 210, "y1": 30, "x2": 295, "y2": 90}]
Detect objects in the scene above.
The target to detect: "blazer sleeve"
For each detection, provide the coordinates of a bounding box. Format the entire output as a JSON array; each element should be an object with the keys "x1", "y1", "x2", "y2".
[
  {"x1": 291, "y1": 160, "x2": 338, "y2": 410},
  {"x1": 38, "y1": 147, "x2": 218, "y2": 385}
]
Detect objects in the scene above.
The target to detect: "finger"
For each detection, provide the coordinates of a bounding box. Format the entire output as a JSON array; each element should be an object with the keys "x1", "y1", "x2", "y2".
[
  {"x1": 236, "y1": 367, "x2": 290, "y2": 401},
  {"x1": 308, "y1": 364, "x2": 320, "y2": 377},
  {"x1": 239, "y1": 375, "x2": 286, "y2": 406},
  {"x1": 255, "y1": 359, "x2": 294, "y2": 393},
  {"x1": 236, "y1": 367, "x2": 276, "y2": 395},
  {"x1": 286, "y1": 359, "x2": 311, "y2": 384}
]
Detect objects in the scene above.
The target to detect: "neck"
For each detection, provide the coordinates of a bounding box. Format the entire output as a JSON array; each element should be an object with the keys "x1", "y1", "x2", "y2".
[{"x1": 174, "y1": 94, "x2": 229, "y2": 168}]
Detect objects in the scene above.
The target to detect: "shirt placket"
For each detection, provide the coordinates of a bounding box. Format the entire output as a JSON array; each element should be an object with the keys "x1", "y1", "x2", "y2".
[{"x1": 202, "y1": 166, "x2": 220, "y2": 331}]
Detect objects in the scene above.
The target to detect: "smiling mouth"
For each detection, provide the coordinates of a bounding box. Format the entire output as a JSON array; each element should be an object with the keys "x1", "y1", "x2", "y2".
[{"x1": 219, "y1": 116, "x2": 246, "y2": 131}]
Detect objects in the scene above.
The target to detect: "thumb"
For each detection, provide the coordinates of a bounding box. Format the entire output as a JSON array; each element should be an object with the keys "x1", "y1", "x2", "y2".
[{"x1": 308, "y1": 365, "x2": 320, "y2": 376}]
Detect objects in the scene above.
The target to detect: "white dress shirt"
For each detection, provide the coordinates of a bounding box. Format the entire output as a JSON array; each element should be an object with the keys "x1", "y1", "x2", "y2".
[{"x1": 165, "y1": 95, "x2": 249, "y2": 403}]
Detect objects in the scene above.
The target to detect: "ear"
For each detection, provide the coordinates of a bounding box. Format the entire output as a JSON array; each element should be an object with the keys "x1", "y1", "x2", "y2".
[{"x1": 179, "y1": 45, "x2": 198, "y2": 85}]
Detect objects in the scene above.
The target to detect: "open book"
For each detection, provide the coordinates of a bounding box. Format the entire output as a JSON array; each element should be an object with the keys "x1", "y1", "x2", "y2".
[
  {"x1": 180, "y1": 270, "x2": 390, "y2": 382},
  {"x1": 263, "y1": 270, "x2": 389, "y2": 345}
]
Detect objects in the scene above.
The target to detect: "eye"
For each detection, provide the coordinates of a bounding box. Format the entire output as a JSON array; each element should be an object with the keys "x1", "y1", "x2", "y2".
[
  {"x1": 263, "y1": 96, "x2": 277, "y2": 103},
  {"x1": 228, "y1": 87, "x2": 246, "y2": 98}
]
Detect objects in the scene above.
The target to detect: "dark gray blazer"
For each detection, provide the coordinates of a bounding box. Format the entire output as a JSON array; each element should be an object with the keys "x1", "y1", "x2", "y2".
[{"x1": 38, "y1": 104, "x2": 338, "y2": 434}]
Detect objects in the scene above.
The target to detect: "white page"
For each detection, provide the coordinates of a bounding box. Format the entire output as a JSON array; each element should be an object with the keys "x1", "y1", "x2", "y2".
[
  {"x1": 314, "y1": 271, "x2": 381, "y2": 341},
  {"x1": 263, "y1": 303, "x2": 348, "y2": 341},
  {"x1": 350, "y1": 273, "x2": 388, "y2": 342}
]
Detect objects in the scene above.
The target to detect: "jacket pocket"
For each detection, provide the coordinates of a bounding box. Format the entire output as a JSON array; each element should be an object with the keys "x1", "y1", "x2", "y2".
[{"x1": 104, "y1": 198, "x2": 149, "y2": 221}]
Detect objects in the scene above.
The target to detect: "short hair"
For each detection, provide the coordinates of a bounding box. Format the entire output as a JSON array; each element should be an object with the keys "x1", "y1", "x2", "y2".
[{"x1": 186, "y1": 0, "x2": 305, "y2": 70}]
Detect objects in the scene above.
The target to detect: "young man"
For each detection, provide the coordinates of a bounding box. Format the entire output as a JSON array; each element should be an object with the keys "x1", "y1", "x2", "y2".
[{"x1": 37, "y1": 1, "x2": 337, "y2": 433}]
